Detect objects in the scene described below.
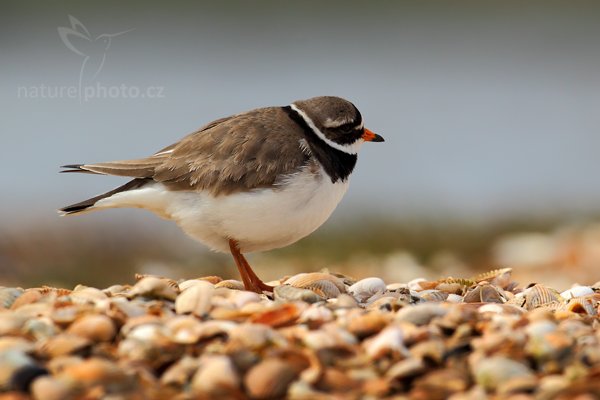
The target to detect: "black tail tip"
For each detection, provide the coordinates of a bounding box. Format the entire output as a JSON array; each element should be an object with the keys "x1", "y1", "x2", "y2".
[
  {"x1": 60, "y1": 164, "x2": 84, "y2": 173},
  {"x1": 58, "y1": 204, "x2": 92, "y2": 215}
]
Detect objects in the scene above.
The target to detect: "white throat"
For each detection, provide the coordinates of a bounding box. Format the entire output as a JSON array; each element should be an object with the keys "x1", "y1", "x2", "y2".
[{"x1": 290, "y1": 103, "x2": 364, "y2": 155}]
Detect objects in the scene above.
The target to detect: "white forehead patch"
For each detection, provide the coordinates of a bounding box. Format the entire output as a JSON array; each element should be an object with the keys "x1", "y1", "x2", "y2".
[
  {"x1": 290, "y1": 104, "x2": 364, "y2": 155},
  {"x1": 322, "y1": 117, "x2": 364, "y2": 130}
]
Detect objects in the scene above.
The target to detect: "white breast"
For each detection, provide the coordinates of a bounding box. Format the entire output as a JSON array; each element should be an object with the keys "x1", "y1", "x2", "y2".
[{"x1": 95, "y1": 167, "x2": 350, "y2": 253}]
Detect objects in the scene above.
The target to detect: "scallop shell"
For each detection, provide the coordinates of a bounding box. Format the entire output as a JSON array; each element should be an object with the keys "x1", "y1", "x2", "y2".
[
  {"x1": 284, "y1": 273, "x2": 345, "y2": 299},
  {"x1": 348, "y1": 277, "x2": 386, "y2": 303},
  {"x1": 214, "y1": 279, "x2": 245, "y2": 291},
  {"x1": 244, "y1": 358, "x2": 299, "y2": 400},
  {"x1": 523, "y1": 284, "x2": 563, "y2": 310},
  {"x1": 463, "y1": 284, "x2": 506, "y2": 304},
  {"x1": 419, "y1": 290, "x2": 449, "y2": 302},
  {"x1": 190, "y1": 355, "x2": 241, "y2": 396},
  {"x1": 274, "y1": 284, "x2": 324, "y2": 304},
  {"x1": 175, "y1": 280, "x2": 214, "y2": 316}
]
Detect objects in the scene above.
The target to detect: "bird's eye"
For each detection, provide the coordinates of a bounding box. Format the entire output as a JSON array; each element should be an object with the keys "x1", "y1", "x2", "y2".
[{"x1": 337, "y1": 123, "x2": 355, "y2": 134}]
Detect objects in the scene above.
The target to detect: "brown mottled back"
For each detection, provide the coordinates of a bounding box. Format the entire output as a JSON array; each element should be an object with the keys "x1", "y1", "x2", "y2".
[{"x1": 75, "y1": 107, "x2": 311, "y2": 195}]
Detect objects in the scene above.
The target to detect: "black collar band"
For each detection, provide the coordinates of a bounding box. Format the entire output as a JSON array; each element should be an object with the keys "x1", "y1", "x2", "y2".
[{"x1": 282, "y1": 105, "x2": 357, "y2": 183}]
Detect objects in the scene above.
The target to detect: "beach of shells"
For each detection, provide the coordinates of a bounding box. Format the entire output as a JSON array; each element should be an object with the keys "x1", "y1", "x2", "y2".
[{"x1": 0, "y1": 268, "x2": 599, "y2": 399}]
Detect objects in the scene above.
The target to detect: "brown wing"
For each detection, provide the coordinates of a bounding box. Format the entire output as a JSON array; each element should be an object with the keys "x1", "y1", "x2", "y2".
[{"x1": 66, "y1": 107, "x2": 311, "y2": 196}]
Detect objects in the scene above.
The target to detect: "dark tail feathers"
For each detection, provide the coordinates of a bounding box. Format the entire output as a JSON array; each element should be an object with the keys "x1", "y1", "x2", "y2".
[{"x1": 60, "y1": 178, "x2": 149, "y2": 215}]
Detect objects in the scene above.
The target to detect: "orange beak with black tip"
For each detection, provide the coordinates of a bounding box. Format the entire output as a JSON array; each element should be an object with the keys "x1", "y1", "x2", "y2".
[{"x1": 362, "y1": 128, "x2": 384, "y2": 142}]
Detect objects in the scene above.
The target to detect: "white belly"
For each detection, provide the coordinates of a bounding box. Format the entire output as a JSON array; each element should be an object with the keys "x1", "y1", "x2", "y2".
[{"x1": 95, "y1": 168, "x2": 349, "y2": 253}]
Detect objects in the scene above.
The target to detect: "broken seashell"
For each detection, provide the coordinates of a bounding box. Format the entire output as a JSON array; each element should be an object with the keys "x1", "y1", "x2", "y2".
[
  {"x1": 284, "y1": 273, "x2": 345, "y2": 299},
  {"x1": 214, "y1": 279, "x2": 245, "y2": 291},
  {"x1": 564, "y1": 294, "x2": 599, "y2": 315},
  {"x1": 175, "y1": 280, "x2": 214, "y2": 316},
  {"x1": 274, "y1": 284, "x2": 324, "y2": 304}
]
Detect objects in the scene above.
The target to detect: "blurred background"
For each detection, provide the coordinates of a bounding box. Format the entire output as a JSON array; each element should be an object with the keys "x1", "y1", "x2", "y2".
[{"x1": 1, "y1": 0, "x2": 600, "y2": 289}]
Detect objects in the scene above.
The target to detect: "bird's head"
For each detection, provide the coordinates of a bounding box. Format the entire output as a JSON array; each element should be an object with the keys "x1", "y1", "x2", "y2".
[{"x1": 291, "y1": 96, "x2": 384, "y2": 155}]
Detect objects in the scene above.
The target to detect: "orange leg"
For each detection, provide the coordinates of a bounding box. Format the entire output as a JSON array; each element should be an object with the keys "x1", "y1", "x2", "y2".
[{"x1": 228, "y1": 239, "x2": 274, "y2": 293}]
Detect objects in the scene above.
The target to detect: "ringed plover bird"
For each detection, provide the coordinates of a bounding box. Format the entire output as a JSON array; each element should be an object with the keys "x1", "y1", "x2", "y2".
[{"x1": 60, "y1": 96, "x2": 384, "y2": 293}]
